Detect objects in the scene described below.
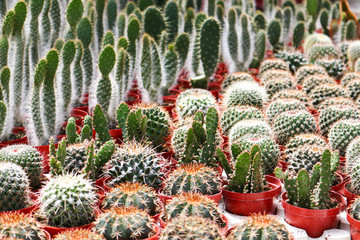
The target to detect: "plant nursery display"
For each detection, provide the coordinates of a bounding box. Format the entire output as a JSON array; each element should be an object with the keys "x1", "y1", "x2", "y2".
[{"x1": 2, "y1": 0, "x2": 360, "y2": 239}]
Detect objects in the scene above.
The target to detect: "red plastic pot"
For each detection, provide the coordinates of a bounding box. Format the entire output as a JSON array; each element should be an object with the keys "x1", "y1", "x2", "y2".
[
  {"x1": 95, "y1": 177, "x2": 111, "y2": 196},
  {"x1": 126, "y1": 92, "x2": 140, "y2": 106},
  {"x1": 70, "y1": 109, "x2": 88, "y2": 126},
  {"x1": 222, "y1": 175, "x2": 281, "y2": 216},
  {"x1": 209, "y1": 82, "x2": 221, "y2": 100},
  {"x1": 158, "y1": 190, "x2": 222, "y2": 205},
  {"x1": 248, "y1": 68, "x2": 259, "y2": 76},
  {"x1": 109, "y1": 129, "x2": 123, "y2": 144},
  {"x1": 347, "y1": 207, "x2": 360, "y2": 240},
  {"x1": 171, "y1": 108, "x2": 178, "y2": 121},
  {"x1": 162, "y1": 105, "x2": 175, "y2": 116},
  {"x1": 0, "y1": 127, "x2": 28, "y2": 146},
  {"x1": 331, "y1": 172, "x2": 344, "y2": 194},
  {"x1": 342, "y1": 181, "x2": 359, "y2": 206},
  {"x1": 72, "y1": 106, "x2": 89, "y2": 114},
  {"x1": 146, "y1": 224, "x2": 160, "y2": 240},
  {"x1": 282, "y1": 191, "x2": 345, "y2": 238},
  {"x1": 162, "y1": 94, "x2": 178, "y2": 104},
  {"x1": 35, "y1": 144, "x2": 57, "y2": 174}
]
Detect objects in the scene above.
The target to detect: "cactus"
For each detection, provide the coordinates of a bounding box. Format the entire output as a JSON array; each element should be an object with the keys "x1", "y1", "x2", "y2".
[
  {"x1": 265, "y1": 99, "x2": 307, "y2": 124},
  {"x1": 77, "y1": 17, "x2": 93, "y2": 93},
  {"x1": 0, "y1": 67, "x2": 10, "y2": 104},
  {"x1": 319, "y1": 105, "x2": 360, "y2": 136},
  {"x1": 275, "y1": 149, "x2": 339, "y2": 209},
  {"x1": 65, "y1": 0, "x2": 84, "y2": 40},
  {"x1": 285, "y1": 133, "x2": 327, "y2": 159},
  {"x1": 92, "y1": 104, "x2": 111, "y2": 145},
  {"x1": 329, "y1": 119, "x2": 360, "y2": 156},
  {"x1": 227, "y1": 213, "x2": 292, "y2": 240},
  {"x1": 222, "y1": 72, "x2": 255, "y2": 90},
  {"x1": 261, "y1": 69, "x2": 292, "y2": 83},
  {"x1": 229, "y1": 119, "x2": 272, "y2": 145},
  {"x1": 162, "y1": 45, "x2": 178, "y2": 95},
  {"x1": 304, "y1": 33, "x2": 332, "y2": 54},
  {"x1": 96, "y1": 45, "x2": 116, "y2": 115},
  {"x1": 293, "y1": 21, "x2": 305, "y2": 49},
  {"x1": 162, "y1": 163, "x2": 221, "y2": 196},
  {"x1": 61, "y1": 40, "x2": 76, "y2": 115},
  {"x1": 220, "y1": 106, "x2": 263, "y2": 135},
  {"x1": 175, "y1": 33, "x2": 190, "y2": 70},
  {"x1": 184, "y1": 8, "x2": 195, "y2": 34},
  {"x1": 307, "y1": 43, "x2": 339, "y2": 62},
  {"x1": 259, "y1": 59, "x2": 289, "y2": 74},
  {"x1": 345, "y1": 20, "x2": 357, "y2": 40},
  {"x1": 95, "y1": 0, "x2": 105, "y2": 51},
  {"x1": 287, "y1": 145, "x2": 329, "y2": 173},
  {"x1": 95, "y1": 206, "x2": 156, "y2": 240},
  {"x1": 163, "y1": 193, "x2": 226, "y2": 227},
  {"x1": 40, "y1": 0, "x2": 51, "y2": 45},
  {"x1": 254, "y1": 11, "x2": 266, "y2": 30},
  {"x1": 117, "y1": 14, "x2": 126, "y2": 37},
  {"x1": 0, "y1": 162, "x2": 32, "y2": 211},
  {"x1": 274, "y1": 51, "x2": 308, "y2": 73},
  {"x1": 346, "y1": 136, "x2": 360, "y2": 174},
  {"x1": 302, "y1": 74, "x2": 335, "y2": 94},
  {"x1": 102, "y1": 182, "x2": 161, "y2": 215},
  {"x1": 0, "y1": 213, "x2": 48, "y2": 240},
  {"x1": 319, "y1": 9, "x2": 329, "y2": 36},
  {"x1": 73, "y1": 40, "x2": 83, "y2": 103},
  {"x1": 262, "y1": 73, "x2": 296, "y2": 98},
  {"x1": 37, "y1": 174, "x2": 96, "y2": 228},
  {"x1": 267, "y1": 19, "x2": 281, "y2": 49},
  {"x1": 29, "y1": 0, "x2": 44, "y2": 67},
  {"x1": 50, "y1": 0, "x2": 61, "y2": 46},
  {"x1": 0, "y1": 144, "x2": 43, "y2": 189},
  {"x1": 53, "y1": 229, "x2": 105, "y2": 240},
  {"x1": 319, "y1": 97, "x2": 355, "y2": 110},
  {"x1": 140, "y1": 34, "x2": 152, "y2": 100},
  {"x1": 222, "y1": 81, "x2": 266, "y2": 109},
  {"x1": 219, "y1": 145, "x2": 268, "y2": 193},
  {"x1": 102, "y1": 31, "x2": 115, "y2": 48},
  {"x1": 341, "y1": 72, "x2": 360, "y2": 87},
  {"x1": 350, "y1": 197, "x2": 360, "y2": 220},
  {"x1": 106, "y1": 0, "x2": 117, "y2": 32},
  {"x1": 271, "y1": 89, "x2": 310, "y2": 106},
  {"x1": 310, "y1": 84, "x2": 349, "y2": 107},
  {"x1": 149, "y1": 37, "x2": 163, "y2": 101},
  {"x1": 295, "y1": 65, "x2": 328, "y2": 84},
  {"x1": 273, "y1": 110, "x2": 317, "y2": 145},
  {"x1": 115, "y1": 48, "x2": 130, "y2": 102},
  {"x1": 159, "y1": 216, "x2": 224, "y2": 240},
  {"x1": 227, "y1": 8, "x2": 238, "y2": 69},
  {"x1": 192, "y1": 13, "x2": 207, "y2": 75},
  {"x1": 314, "y1": 59, "x2": 345, "y2": 79},
  {"x1": 106, "y1": 141, "x2": 165, "y2": 189},
  {"x1": 165, "y1": 1, "x2": 178, "y2": 44},
  {"x1": 143, "y1": 6, "x2": 165, "y2": 42}
]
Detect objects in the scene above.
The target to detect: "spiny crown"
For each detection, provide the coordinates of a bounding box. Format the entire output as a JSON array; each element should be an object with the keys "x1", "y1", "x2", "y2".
[
  {"x1": 0, "y1": 144, "x2": 38, "y2": 155},
  {"x1": 105, "y1": 206, "x2": 149, "y2": 217},
  {"x1": 0, "y1": 212, "x2": 37, "y2": 226},
  {"x1": 117, "y1": 140, "x2": 156, "y2": 156},
  {"x1": 53, "y1": 229, "x2": 105, "y2": 240},
  {"x1": 173, "y1": 192, "x2": 215, "y2": 205},
  {"x1": 177, "y1": 163, "x2": 214, "y2": 175},
  {"x1": 113, "y1": 182, "x2": 155, "y2": 195},
  {"x1": 245, "y1": 213, "x2": 283, "y2": 228}
]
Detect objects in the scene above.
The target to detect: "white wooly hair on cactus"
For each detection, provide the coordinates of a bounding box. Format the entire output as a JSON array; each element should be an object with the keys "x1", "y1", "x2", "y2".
[
  {"x1": 221, "y1": 18, "x2": 237, "y2": 74},
  {"x1": 55, "y1": 59, "x2": 66, "y2": 131},
  {"x1": 242, "y1": 0, "x2": 255, "y2": 16},
  {"x1": 23, "y1": 93, "x2": 41, "y2": 146},
  {"x1": 136, "y1": 37, "x2": 151, "y2": 103},
  {"x1": 225, "y1": 80, "x2": 268, "y2": 102},
  {"x1": 184, "y1": 26, "x2": 196, "y2": 79},
  {"x1": 239, "y1": 14, "x2": 255, "y2": 70},
  {"x1": 108, "y1": 78, "x2": 118, "y2": 120}
]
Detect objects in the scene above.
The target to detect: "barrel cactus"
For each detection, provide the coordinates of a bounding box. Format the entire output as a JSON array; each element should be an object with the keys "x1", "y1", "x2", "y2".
[
  {"x1": 259, "y1": 58, "x2": 289, "y2": 74},
  {"x1": 295, "y1": 65, "x2": 328, "y2": 84},
  {"x1": 350, "y1": 197, "x2": 360, "y2": 220},
  {"x1": 302, "y1": 74, "x2": 335, "y2": 94},
  {"x1": 310, "y1": 84, "x2": 349, "y2": 107},
  {"x1": 329, "y1": 119, "x2": 360, "y2": 156},
  {"x1": 274, "y1": 51, "x2": 308, "y2": 73},
  {"x1": 285, "y1": 133, "x2": 328, "y2": 158},
  {"x1": 288, "y1": 145, "x2": 328, "y2": 173},
  {"x1": 318, "y1": 97, "x2": 355, "y2": 110},
  {"x1": 271, "y1": 89, "x2": 310, "y2": 106},
  {"x1": 229, "y1": 120, "x2": 272, "y2": 145},
  {"x1": 346, "y1": 136, "x2": 360, "y2": 174},
  {"x1": 265, "y1": 99, "x2": 307, "y2": 124},
  {"x1": 222, "y1": 72, "x2": 254, "y2": 90},
  {"x1": 307, "y1": 43, "x2": 339, "y2": 62},
  {"x1": 346, "y1": 78, "x2": 360, "y2": 100},
  {"x1": 53, "y1": 229, "x2": 105, "y2": 240},
  {"x1": 341, "y1": 72, "x2": 360, "y2": 86}
]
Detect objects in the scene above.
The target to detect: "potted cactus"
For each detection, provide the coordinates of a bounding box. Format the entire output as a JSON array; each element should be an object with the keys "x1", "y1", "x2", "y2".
[
  {"x1": 218, "y1": 145, "x2": 281, "y2": 216},
  {"x1": 347, "y1": 197, "x2": 360, "y2": 239},
  {"x1": 275, "y1": 149, "x2": 345, "y2": 238},
  {"x1": 53, "y1": 229, "x2": 105, "y2": 240}
]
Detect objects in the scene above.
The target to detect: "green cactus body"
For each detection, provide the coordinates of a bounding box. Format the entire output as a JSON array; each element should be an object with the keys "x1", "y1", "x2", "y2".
[
  {"x1": 222, "y1": 81, "x2": 266, "y2": 109},
  {"x1": 293, "y1": 21, "x2": 305, "y2": 49},
  {"x1": 239, "y1": 14, "x2": 252, "y2": 69},
  {"x1": 302, "y1": 74, "x2": 335, "y2": 94},
  {"x1": 53, "y1": 229, "x2": 105, "y2": 240},
  {"x1": 184, "y1": 8, "x2": 195, "y2": 34},
  {"x1": 175, "y1": 89, "x2": 217, "y2": 119},
  {"x1": 65, "y1": 0, "x2": 84, "y2": 40},
  {"x1": 163, "y1": 163, "x2": 221, "y2": 196},
  {"x1": 41, "y1": 0, "x2": 51, "y2": 46},
  {"x1": 295, "y1": 65, "x2": 328, "y2": 84},
  {"x1": 341, "y1": 72, "x2": 360, "y2": 87},
  {"x1": 307, "y1": 43, "x2": 339, "y2": 62},
  {"x1": 73, "y1": 40, "x2": 83, "y2": 103},
  {"x1": 0, "y1": 144, "x2": 43, "y2": 189},
  {"x1": 102, "y1": 182, "x2": 161, "y2": 215},
  {"x1": 0, "y1": 37, "x2": 9, "y2": 71},
  {"x1": 0, "y1": 162, "x2": 31, "y2": 211},
  {"x1": 96, "y1": 45, "x2": 115, "y2": 114},
  {"x1": 265, "y1": 98, "x2": 307, "y2": 124},
  {"x1": 117, "y1": 14, "x2": 126, "y2": 37},
  {"x1": 162, "y1": 45, "x2": 178, "y2": 95},
  {"x1": 165, "y1": 1, "x2": 179, "y2": 44},
  {"x1": 50, "y1": 0, "x2": 61, "y2": 46},
  {"x1": 106, "y1": 141, "x2": 165, "y2": 189},
  {"x1": 92, "y1": 104, "x2": 111, "y2": 145},
  {"x1": 222, "y1": 72, "x2": 254, "y2": 90},
  {"x1": 140, "y1": 34, "x2": 152, "y2": 97},
  {"x1": 255, "y1": 30, "x2": 266, "y2": 64},
  {"x1": 62, "y1": 142, "x2": 89, "y2": 174},
  {"x1": 175, "y1": 33, "x2": 190, "y2": 70},
  {"x1": 42, "y1": 49, "x2": 59, "y2": 138},
  {"x1": 192, "y1": 13, "x2": 207, "y2": 75},
  {"x1": 345, "y1": 20, "x2": 357, "y2": 40},
  {"x1": 227, "y1": 8, "x2": 238, "y2": 69},
  {"x1": 95, "y1": 207, "x2": 155, "y2": 240},
  {"x1": 227, "y1": 214, "x2": 292, "y2": 240},
  {"x1": 350, "y1": 197, "x2": 360, "y2": 220},
  {"x1": 271, "y1": 89, "x2": 310, "y2": 106},
  {"x1": 61, "y1": 40, "x2": 76, "y2": 115},
  {"x1": 77, "y1": 17, "x2": 93, "y2": 92},
  {"x1": 30, "y1": 0, "x2": 44, "y2": 67},
  {"x1": 319, "y1": 97, "x2": 355, "y2": 110},
  {"x1": 0, "y1": 67, "x2": 10, "y2": 105},
  {"x1": 254, "y1": 11, "x2": 266, "y2": 30},
  {"x1": 329, "y1": 119, "x2": 360, "y2": 156},
  {"x1": 95, "y1": 0, "x2": 105, "y2": 51},
  {"x1": 288, "y1": 145, "x2": 327, "y2": 173},
  {"x1": 102, "y1": 31, "x2": 115, "y2": 48},
  {"x1": 310, "y1": 84, "x2": 349, "y2": 107},
  {"x1": 267, "y1": 19, "x2": 281, "y2": 48},
  {"x1": 127, "y1": 17, "x2": 140, "y2": 69},
  {"x1": 259, "y1": 59, "x2": 289, "y2": 74},
  {"x1": 346, "y1": 137, "x2": 360, "y2": 185},
  {"x1": 281, "y1": 7, "x2": 292, "y2": 44},
  {"x1": 38, "y1": 174, "x2": 96, "y2": 227},
  {"x1": 273, "y1": 110, "x2": 316, "y2": 145},
  {"x1": 149, "y1": 38, "x2": 162, "y2": 101},
  {"x1": 115, "y1": 48, "x2": 130, "y2": 102},
  {"x1": 0, "y1": 212, "x2": 48, "y2": 240},
  {"x1": 106, "y1": 0, "x2": 117, "y2": 32},
  {"x1": 304, "y1": 33, "x2": 332, "y2": 55},
  {"x1": 229, "y1": 119, "x2": 272, "y2": 145},
  {"x1": 220, "y1": 106, "x2": 263, "y2": 135},
  {"x1": 285, "y1": 134, "x2": 327, "y2": 159},
  {"x1": 274, "y1": 51, "x2": 308, "y2": 73},
  {"x1": 263, "y1": 74, "x2": 296, "y2": 99},
  {"x1": 144, "y1": 6, "x2": 165, "y2": 42},
  {"x1": 163, "y1": 193, "x2": 226, "y2": 227},
  {"x1": 319, "y1": 9, "x2": 329, "y2": 36}
]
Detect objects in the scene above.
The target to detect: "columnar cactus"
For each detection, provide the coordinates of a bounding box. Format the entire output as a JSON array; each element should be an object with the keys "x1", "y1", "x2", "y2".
[
  {"x1": 0, "y1": 101, "x2": 6, "y2": 137},
  {"x1": 174, "y1": 33, "x2": 190, "y2": 70},
  {"x1": 162, "y1": 45, "x2": 178, "y2": 95},
  {"x1": 73, "y1": 40, "x2": 83, "y2": 104},
  {"x1": 29, "y1": 0, "x2": 44, "y2": 67},
  {"x1": 329, "y1": 119, "x2": 360, "y2": 156},
  {"x1": 229, "y1": 119, "x2": 272, "y2": 144},
  {"x1": 50, "y1": 0, "x2": 61, "y2": 46},
  {"x1": 61, "y1": 40, "x2": 76, "y2": 116},
  {"x1": 267, "y1": 19, "x2": 281, "y2": 49},
  {"x1": 191, "y1": 13, "x2": 207, "y2": 76},
  {"x1": 144, "y1": 6, "x2": 166, "y2": 42},
  {"x1": 162, "y1": 163, "x2": 222, "y2": 196},
  {"x1": 92, "y1": 104, "x2": 111, "y2": 145},
  {"x1": 293, "y1": 21, "x2": 305, "y2": 49},
  {"x1": 265, "y1": 99, "x2": 307, "y2": 124},
  {"x1": 0, "y1": 67, "x2": 10, "y2": 104},
  {"x1": 115, "y1": 47, "x2": 130, "y2": 102},
  {"x1": 65, "y1": 0, "x2": 84, "y2": 40},
  {"x1": 165, "y1": 1, "x2": 179, "y2": 44},
  {"x1": 95, "y1": 0, "x2": 105, "y2": 51}
]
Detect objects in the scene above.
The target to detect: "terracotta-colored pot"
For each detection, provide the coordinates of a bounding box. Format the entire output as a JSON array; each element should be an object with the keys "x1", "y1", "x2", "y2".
[
  {"x1": 109, "y1": 129, "x2": 123, "y2": 144},
  {"x1": 0, "y1": 127, "x2": 28, "y2": 146},
  {"x1": 347, "y1": 207, "x2": 360, "y2": 240},
  {"x1": 70, "y1": 109, "x2": 88, "y2": 126},
  {"x1": 222, "y1": 175, "x2": 281, "y2": 216},
  {"x1": 342, "y1": 181, "x2": 359, "y2": 206},
  {"x1": 282, "y1": 191, "x2": 345, "y2": 238},
  {"x1": 158, "y1": 190, "x2": 223, "y2": 205}
]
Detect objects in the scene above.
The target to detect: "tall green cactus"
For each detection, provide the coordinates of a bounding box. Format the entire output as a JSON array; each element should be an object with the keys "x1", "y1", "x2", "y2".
[
  {"x1": 0, "y1": 101, "x2": 6, "y2": 137},
  {"x1": 73, "y1": 40, "x2": 83, "y2": 103},
  {"x1": 345, "y1": 20, "x2": 357, "y2": 40},
  {"x1": 0, "y1": 67, "x2": 10, "y2": 105},
  {"x1": 144, "y1": 6, "x2": 165, "y2": 42},
  {"x1": 267, "y1": 19, "x2": 281, "y2": 49},
  {"x1": 102, "y1": 30, "x2": 115, "y2": 48},
  {"x1": 127, "y1": 17, "x2": 140, "y2": 68},
  {"x1": 77, "y1": 17, "x2": 93, "y2": 93},
  {"x1": 95, "y1": 0, "x2": 105, "y2": 51},
  {"x1": 117, "y1": 14, "x2": 126, "y2": 37},
  {"x1": 282, "y1": 6, "x2": 292, "y2": 44},
  {"x1": 255, "y1": 30, "x2": 266, "y2": 63},
  {"x1": 61, "y1": 40, "x2": 76, "y2": 115},
  {"x1": 227, "y1": 8, "x2": 238, "y2": 68},
  {"x1": 216, "y1": 4, "x2": 225, "y2": 28},
  {"x1": 0, "y1": 0, "x2": 6, "y2": 18},
  {"x1": 140, "y1": 34, "x2": 152, "y2": 98},
  {"x1": 30, "y1": 0, "x2": 44, "y2": 67},
  {"x1": 165, "y1": 1, "x2": 179, "y2": 44},
  {"x1": 42, "y1": 49, "x2": 59, "y2": 138},
  {"x1": 31, "y1": 59, "x2": 47, "y2": 144},
  {"x1": 184, "y1": 8, "x2": 195, "y2": 34},
  {"x1": 50, "y1": 0, "x2": 61, "y2": 46},
  {"x1": 65, "y1": 0, "x2": 84, "y2": 40},
  {"x1": 96, "y1": 45, "x2": 116, "y2": 115},
  {"x1": 162, "y1": 45, "x2": 178, "y2": 95},
  {"x1": 319, "y1": 9, "x2": 329, "y2": 36},
  {"x1": 107, "y1": 0, "x2": 117, "y2": 32},
  {"x1": 0, "y1": 10, "x2": 13, "y2": 70},
  {"x1": 41, "y1": 0, "x2": 51, "y2": 45},
  {"x1": 191, "y1": 13, "x2": 206, "y2": 75},
  {"x1": 240, "y1": 14, "x2": 252, "y2": 68},
  {"x1": 149, "y1": 38, "x2": 162, "y2": 101},
  {"x1": 174, "y1": 33, "x2": 189, "y2": 70},
  {"x1": 115, "y1": 48, "x2": 130, "y2": 102},
  {"x1": 93, "y1": 104, "x2": 111, "y2": 145},
  {"x1": 293, "y1": 21, "x2": 305, "y2": 49}
]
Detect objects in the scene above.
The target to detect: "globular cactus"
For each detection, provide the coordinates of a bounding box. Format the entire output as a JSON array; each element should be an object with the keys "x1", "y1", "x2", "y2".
[
  {"x1": 94, "y1": 206, "x2": 156, "y2": 240},
  {"x1": 295, "y1": 65, "x2": 328, "y2": 85},
  {"x1": 271, "y1": 89, "x2": 310, "y2": 107},
  {"x1": 259, "y1": 59, "x2": 289, "y2": 74},
  {"x1": 222, "y1": 81, "x2": 266, "y2": 109},
  {"x1": 163, "y1": 193, "x2": 226, "y2": 227},
  {"x1": 175, "y1": 89, "x2": 217, "y2": 119},
  {"x1": 273, "y1": 110, "x2": 316, "y2": 145},
  {"x1": 287, "y1": 145, "x2": 329, "y2": 173},
  {"x1": 304, "y1": 33, "x2": 332, "y2": 55},
  {"x1": 347, "y1": 78, "x2": 360, "y2": 100},
  {"x1": 275, "y1": 51, "x2": 308, "y2": 73},
  {"x1": 159, "y1": 216, "x2": 224, "y2": 240},
  {"x1": 0, "y1": 213, "x2": 48, "y2": 240},
  {"x1": 329, "y1": 119, "x2": 360, "y2": 156},
  {"x1": 229, "y1": 119, "x2": 272, "y2": 145},
  {"x1": 265, "y1": 99, "x2": 307, "y2": 124},
  {"x1": 261, "y1": 69, "x2": 292, "y2": 83},
  {"x1": 319, "y1": 105, "x2": 360, "y2": 136},
  {"x1": 0, "y1": 162, "x2": 32, "y2": 211},
  {"x1": 235, "y1": 135, "x2": 280, "y2": 174},
  {"x1": 310, "y1": 84, "x2": 349, "y2": 107},
  {"x1": 65, "y1": 0, "x2": 84, "y2": 40},
  {"x1": 162, "y1": 163, "x2": 221, "y2": 196},
  {"x1": 102, "y1": 182, "x2": 161, "y2": 215},
  {"x1": 275, "y1": 149, "x2": 339, "y2": 209},
  {"x1": 346, "y1": 136, "x2": 360, "y2": 172},
  {"x1": 302, "y1": 74, "x2": 335, "y2": 94},
  {"x1": 53, "y1": 229, "x2": 105, "y2": 240},
  {"x1": 0, "y1": 145, "x2": 43, "y2": 189},
  {"x1": 106, "y1": 141, "x2": 166, "y2": 189},
  {"x1": 96, "y1": 45, "x2": 116, "y2": 115},
  {"x1": 227, "y1": 213, "x2": 293, "y2": 240},
  {"x1": 341, "y1": 72, "x2": 360, "y2": 87},
  {"x1": 307, "y1": 43, "x2": 339, "y2": 62},
  {"x1": 38, "y1": 174, "x2": 97, "y2": 227},
  {"x1": 222, "y1": 72, "x2": 255, "y2": 90},
  {"x1": 348, "y1": 41, "x2": 360, "y2": 71},
  {"x1": 219, "y1": 145, "x2": 268, "y2": 193},
  {"x1": 285, "y1": 134, "x2": 328, "y2": 159},
  {"x1": 315, "y1": 59, "x2": 346, "y2": 79},
  {"x1": 220, "y1": 105, "x2": 263, "y2": 135},
  {"x1": 262, "y1": 75, "x2": 296, "y2": 98},
  {"x1": 318, "y1": 97, "x2": 355, "y2": 110}
]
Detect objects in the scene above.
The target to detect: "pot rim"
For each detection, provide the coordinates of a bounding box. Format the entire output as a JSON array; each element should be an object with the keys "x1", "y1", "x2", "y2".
[{"x1": 346, "y1": 207, "x2": 360, "y2": 227}]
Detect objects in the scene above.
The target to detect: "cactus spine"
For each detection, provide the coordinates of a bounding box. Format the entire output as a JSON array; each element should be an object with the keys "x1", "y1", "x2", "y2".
[{"x1": 61, "y1": 40, "x2": 76, "y2": 115}]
